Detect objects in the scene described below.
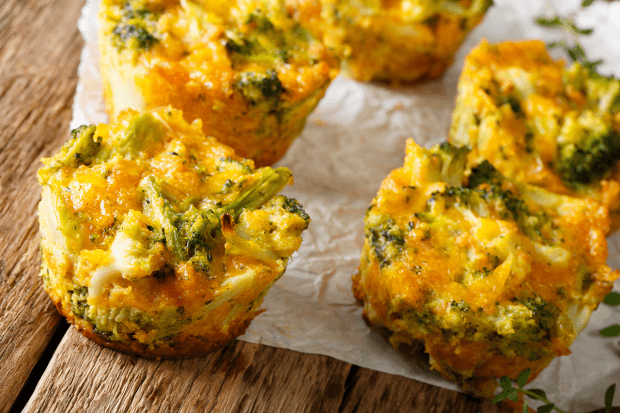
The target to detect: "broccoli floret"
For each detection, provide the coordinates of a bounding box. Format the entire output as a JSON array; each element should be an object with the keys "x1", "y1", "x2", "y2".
[
  {"x1": 224, "y1": 7, "x2": 315, "y2": 72},
  {"x1": 466, "y1": 161, "x2": 527, "y2": 221},
  {"x1": 246, "y1": 12, "x2": 276, "y2": 33},
  {"x1": 112, "y1": 1, "x2": 159, "y2": 51},
  {"x1": 224, "y1": 12, "x2": 278, "y2": 56},
  {"x1": 235, "y1": 70, "x2": 284, "y2": 106},
  {"x1": 556, "y1": 130, "x2": 620, "y2": 185},
  {"x1": 557, "y1": 65, "x2": 620, "y2": 185},
  {"x1": 366, "y1": 216, "x2": 405, "y2": 267},
  {"x1": 39, "y1": 125, "x2": 100, "y2": 184},
  {"x1": 282, "y1": 198, "x2": 310, "y2": 223},
  {"x1": 447, "y1": 161, "x2": 559, "y2": 243},
  {"x1": 520, "y1": 296, "x2": 560, "y2": 340},
  {"x1": 140, "y1": 167, "x2": 292, "y2": 264},
  {"x1": 224, "y1": 32, "x2": 255, "y2": 56},
  {"x1": 111, "y1": 112, "x2": 165, "y2": 159},
  {"x1": 435, "y1": 142, "x2": 469, "y2": 186},
  {"x1": 467, "y1": 160, "x2": 503, "y2": 189},
  {"x1": 69, "y1": 285, "x2": 90, "y2": 320},
  {"x1": 217, "y1": 157, "x2": 253, "y2": 174},
  {"x1": 565, "y1": 63, "x2": 620, "y2": 113},
  {"x1": 67, "y1": 125, "x2": 100, "y2": 166}
]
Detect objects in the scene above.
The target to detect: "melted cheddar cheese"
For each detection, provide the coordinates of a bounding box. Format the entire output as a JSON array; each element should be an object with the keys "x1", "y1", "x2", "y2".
[
  {"x1": 98, "y1": 0, "x2": 338, "y2": 166},
  {"x1": 38, "y1": 107, "x2": 310, "y2": 357},
  {"x1": 450, "y1": 40, "x2": 620, "y2": 232},
  {"x1": 285, "y1": 0, "x2": 491, "y2": 83},
  {"x1": 352, "y1": 139, "x2": 618, "y2": 396}
]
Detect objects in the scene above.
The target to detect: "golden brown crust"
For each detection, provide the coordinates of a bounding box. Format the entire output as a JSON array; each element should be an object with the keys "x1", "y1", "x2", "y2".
[{"x1": 48, "y1": 284, "x2": 255, "y2": 359}]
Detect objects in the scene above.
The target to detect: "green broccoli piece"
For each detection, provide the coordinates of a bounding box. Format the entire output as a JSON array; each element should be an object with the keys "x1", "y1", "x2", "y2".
[
  {"x1": 140, "y1": 176, "x2": 186, "y2": 260},
  {"x1": 235, "y1": 70, "x2": 284, "y2": 106},
  {"x1": 467, "y1": 160, "x2": 504, "y2": 189},
  {"x1": 453, "y1": 161, "x2": 557, "y2": 243},
  {"x1": 555, "y1": 64, "x2": 620, "y2": 185},
  {"x1": 111, "y1": 112, "x2": 165, "y2": 159},
  {"x1": 556, "y1": 130, "x2": 620, "y2": 185},
  {"x1": 435, "y1": 142, "x2": 470, "y2": 186},
  {"x1": 140, "y1": 167, "x2": 292, "y2": 264},
  {"x1": 282, "y1": 198, "x2": 310, "y2": 223},
  {"x1": 366, "y1": 215, "x2": 405, "y2": 267},
  {"x1": 520, "y1": 296, "x2": 560, "y2": 340},
  {"x1": 224, "y1": 31, "x2": 255, "y2": 56},
  {"x1": 565, "y1": 63, "x2": 620, "y2": 113},
  {"x1": 112, "y1": 1, "x2": 159, "y2": 51},
  {"x1": 69, "y1": 285, "x2": 90, "y2": 320},
  {"x1": 223, "y1": 6, "x2": 317, "y2": 72},
  {"x1": 63, "y1": 125, "x2": 100, "y2": 165},
  {"x1": 39, "y1": 125, "x2": 100, "y2": 184},
  {"x1": 466, "y1": 161, "x2": 526, "y2": 222}
]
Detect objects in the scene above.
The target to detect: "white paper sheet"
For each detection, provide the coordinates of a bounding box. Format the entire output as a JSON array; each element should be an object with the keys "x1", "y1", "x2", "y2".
[{"x1": 72, "y1": 0, "x2": 620, "y2": 410}]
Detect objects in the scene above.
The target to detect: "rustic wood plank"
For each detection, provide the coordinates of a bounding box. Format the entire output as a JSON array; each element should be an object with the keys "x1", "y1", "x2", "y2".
[
  {"x1": 339, "y1": 365, "x2": 498, "y2": 413},
  {"x1": 23, "y1": 327, "x2": 506, "y2": 413},
  {"x1": 3, "y1": 0, "x2": 618, "y2": 412},
  {"x1": 23, "y1": 328, "x2": 352, "y2": 413},
  {"x1": 0, "y1": 0, "x2": 85, "y2": 411}
]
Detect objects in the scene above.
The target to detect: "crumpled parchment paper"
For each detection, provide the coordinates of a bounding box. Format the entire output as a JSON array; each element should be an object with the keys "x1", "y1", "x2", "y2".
[{"x1": 72, "y1": 0, "x2": 620, "y2": 410}]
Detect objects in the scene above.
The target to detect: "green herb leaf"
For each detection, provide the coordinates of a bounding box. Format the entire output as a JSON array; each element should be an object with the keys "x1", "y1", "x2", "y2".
[
  {"x1": 605, "y1": 384, "x2": 616, "y2": 413},
  {"x1": 507, "y1": 388, "x2": 519, "y2": 402},
  {"x1": 567, "y1": 21, "x2": 594, "y2": 35},
  {"x1": 567, "y1": 44, "x2": 586, "y2": 62},
  {"x1": 535, "y1": 16, "x2": 593, "y2": 35},
  {"x1": 523, "y1": 400, "x2": 529, "y2": 413},
  {"x1": 582, "y1": 0, "x2": 595, "y2": 7},
  {"x1": 548, "y1": 41, "x2": 567, "y2": 49},
  {"x1": 518, "y1": 369, "x2": 531, "y2": 388},
  {"x1": 536, "y1": 17, "x2": 564, "y2": 28},
  {"x1": 492, "y1": 392, "x2": 507, "y2": 405},
  {"x1": 600, "y1": 325, "x2": 620, "y2": 337},
  {"x1": 500, "y1": 375, "x2": 513, "y2": 391},
  {"x1": 537, "y1": 404, "x2": 555, "y2": 413},
  {"x1": 529, "y1": 389, "x2": 548, "y2": 400},
  {"x1": 603, "y1": 292, "x2": 620, "y2": 306},
  {"x1": 582, "y1": 59, "x2": 603, "y2": 72}
]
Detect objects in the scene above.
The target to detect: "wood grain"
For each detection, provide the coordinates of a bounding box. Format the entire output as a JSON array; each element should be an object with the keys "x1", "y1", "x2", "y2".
[
  {"x1": 24, "y1": 327, "x2": 502, "y2": 413},
  {"x1": 1, "y1": 0, "x2": 618, "y2": 412},
  {"x1": 0, "y1": 0, "x2": 85, "y2": 411}
]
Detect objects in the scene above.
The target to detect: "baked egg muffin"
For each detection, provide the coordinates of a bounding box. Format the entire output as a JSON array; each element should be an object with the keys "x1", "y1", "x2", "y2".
[
  {"x1": 450, "y1": 40, "x2": 620, "y2": 232},
  {"x1": 38, "y1": 107, "x2": 310, "y2": 358},
  {"x1": 98, "y1": 0, "x2": 338, "y2": 166},
  {"x1": 352, "y1": 139, "x2": 618, "y2": 396},
  {"x1": 285, "y1": 0, "x2": 491, "y2": 83}
]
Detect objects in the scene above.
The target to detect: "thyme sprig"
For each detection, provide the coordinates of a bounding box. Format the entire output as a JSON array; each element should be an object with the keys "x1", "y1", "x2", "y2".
[
  {"x1": 535, "y1": 0, "x2": 602, "y2": 72},
  {"x1": 492, "y1": 369, "x2": 617, "y2": 412}
]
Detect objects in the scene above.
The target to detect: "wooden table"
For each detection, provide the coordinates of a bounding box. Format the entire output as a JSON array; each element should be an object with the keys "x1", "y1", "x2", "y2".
[{"x1": 0, "y1": 1, "x2": 615, "y2": 412}]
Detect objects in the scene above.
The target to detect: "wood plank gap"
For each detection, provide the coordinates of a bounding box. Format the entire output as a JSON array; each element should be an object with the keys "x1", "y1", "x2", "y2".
[
  {"x1": 337, "y1": 365, "x2": 360, "y2": 413},
  {"x1": 8, "y1": 320, "x2": 69, "y2": 413}
]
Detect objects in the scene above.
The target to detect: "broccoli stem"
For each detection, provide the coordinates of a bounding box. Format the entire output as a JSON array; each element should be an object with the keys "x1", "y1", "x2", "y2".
[
  {"x1": 217, "y1": 167, "x2": 291, "y2": 215},
  {"x1": 140, "y1": 167, "x2": 291, "y2": 262},
  {"x1": 57, "y1": 125, "x2": 101, "y2": 167},
  {"x1": 140, "y1": 176, "x2": 187, "y2": 260}
]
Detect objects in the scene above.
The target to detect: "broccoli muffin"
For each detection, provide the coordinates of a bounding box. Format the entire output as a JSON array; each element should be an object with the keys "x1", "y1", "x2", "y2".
[
  {"x1": 352, "y1": 139, "x2": 618, "y2": 396},
  {"x1": 38, "y1": 107, "x2": 310, "y2": 358},
  {"x1": 285, "y1": 0, "x2": 491, "y2": 83},
  {"x1": 450, "y1": 40, "x2": 620, "y2": 232},
  {"x1": 98, "y1": 0, "x2": 338, "y2": 166}
]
